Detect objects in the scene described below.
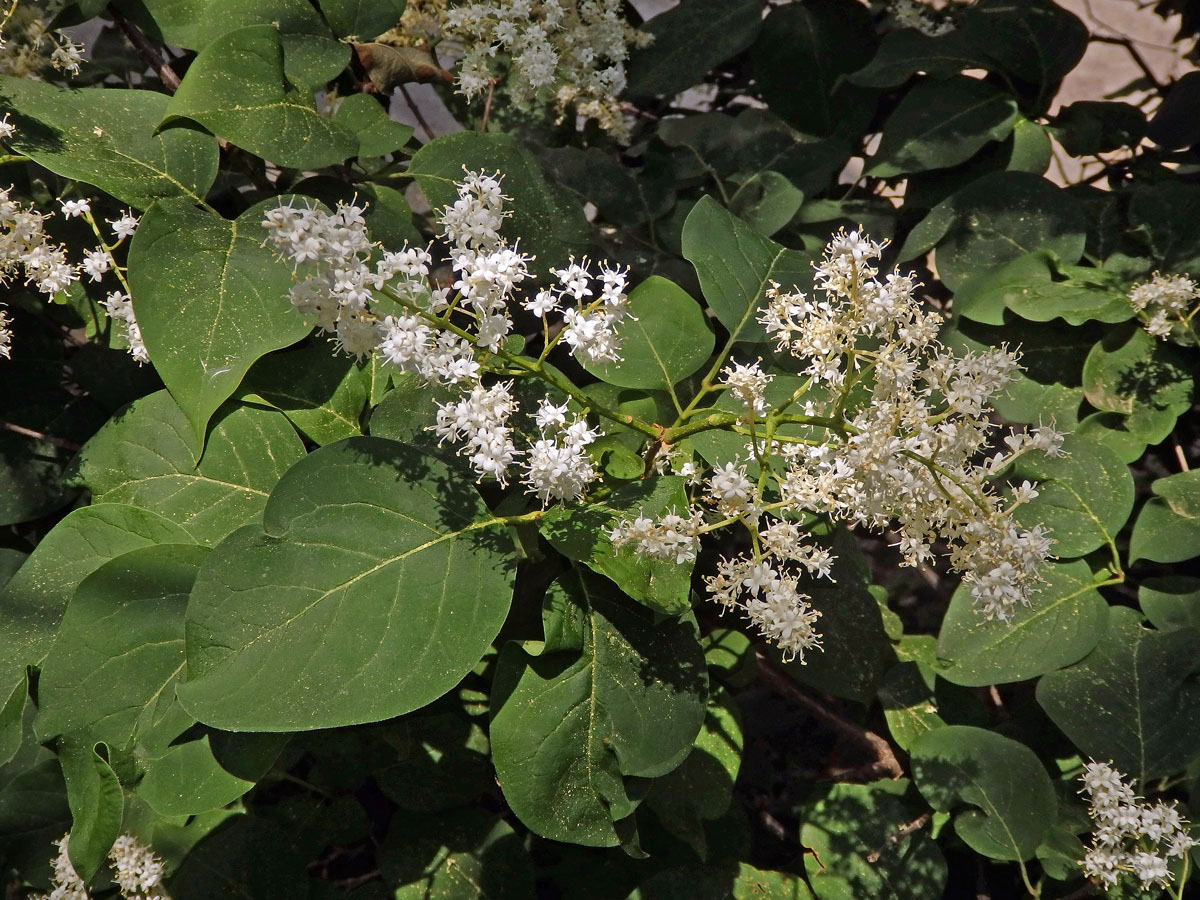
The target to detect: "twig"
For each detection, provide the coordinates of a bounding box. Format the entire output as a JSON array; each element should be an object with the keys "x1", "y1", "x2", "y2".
[
  {"x1": 481, "y1": 79, "x2": 496, "y2": 132},
  {"x1": 398, "y1": 83, "x2": 436, "y2": 142},
  {"x1": 754, "y1": 650, "x2": 904, "y2": 780},
  {"x1": 108, "y1": 5, "x2": 181, "y2": 92},
  {"x1": 866, "y1": 812, "x2": 932, "y2": 863},
  {"x1": 1, "y1": 420, "x2": 80, "y2": 452},
  {"x1": 1173, "y1": 435, "x2": 1189, "y2": 472},
  {"x1": 1091, "y1": 34, "x2": 1165, "y2": 94}
]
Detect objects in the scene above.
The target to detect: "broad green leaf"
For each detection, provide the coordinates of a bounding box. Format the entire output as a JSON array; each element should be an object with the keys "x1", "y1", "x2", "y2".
[
  {"x1": 127, "y1": 199, "x2": 313, "y2": 445},
  {"x1": 0, "y1": 78, "x2": 217, "y2": 209},
  {"x1": 318, "y1": 0, "x2": 407, "y2": 39},
  {"x1": 850, "y1": 29, "x2": 981, "y2": 90},
  {"x1": 801, "y1": 779, "x2": 947, "y2": 900},
  {"x1": 682, "y1": 196, "x2": 814, "y2": 343},
  {"x1": 242, "y1": 342, "x2": 368, "y2": 445},
  {"x1": 625, "y1": 0, "x2": 763, "y2": 98},
  {"x1": 1011, "y1": 435, "x2": 1134, "y2": 559},
  {"x1": 35, "y1": 544, "x2": 209, "y2": 747},
  {"x1": 626, "y1": 863, "x2": 813, "y2": 899},
  {"x1": 59, "y1": 737, "x2": 123, "y2": 883},
  {"x1": 910, "y1": 172, "x2": 1086, "y2": 291},
  {"x1": 1036, "y1": 606, "x2": 1200, "y2": 783},
  {"x1": 1130, "y1": 469, "x2": 1200, "y2": 564},
  {"x1": 750, "y1": 0, "x2": 877, "y2": 137},
  {"x1": 178, "y1": 437, "x2": 515, "y2": 731},
  {"x1": 0, "y1": 505, "x2": 194, "y2": 705},
  {"x1": 138, "y1": 731, "x2": 285, "y2": 816},
  {"x1": 409, "y1": 131, "x2": 589, "y2": 265},
  {"x1": 490, "y1": 571, "x2": 707, "y2": 847},
  {"x1": 869, "y1": 76, "x2": 1018, "y2": 178},
  {"x1": 74, "y1": 391, "x2": 305, "y2": 545},
  {"x1": 1139, "y1": 576, "x2": 1200, "y2": 633},
  {"x1": 0, "y1": 677, "x2": 26, "y2": 769},
  {"x1": 164, "y1": 25, "x2": 357, "y2": 170},
  {"x1": 1127, "y1": 178, "x2": 1200, "y2": 273},
  {"x1": 0, "y1": 759, "x2": 71, "y2": 882},
  {"x1": 910, "y1": 725, "x2": 1055, "y2": 861},
  {"x1": 332, "y1": 93, "x2": 415, "y2": 158},
  {"x1": 878, "y1": 662, "x2": 945, "y2": 752},
  {"x1": 380, "y1": 809, "x2": 534, "y2": 900},
  {"x1": 645, "y1": 686, "x2": 743, "y2": 858},
  {"x1": 729, "y1": 171, "x2": 804, "y2": 237},
  {"x1": 1082, "y1": 324, "x2": 1195, "y2": 446},
  {"x1": 582, "y1": 276, "x2": 713, "y2": 391},
  {"x1": 936, "y1": 560, "x2": 1109, "y2": 686},
  {"x1": 541, "y1": 145, "x2": 675, "y2": 228},
  {"x1": 540, "y1": 477, "x2": 695, "y2": 616},
  {"x1": 137, "y1": 0, "x2": 327, "y2": 49}
]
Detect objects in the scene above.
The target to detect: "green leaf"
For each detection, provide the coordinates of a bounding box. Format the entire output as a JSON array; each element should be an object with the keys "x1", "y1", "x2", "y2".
[
  {"x1": 627, "y1": 863, "x2": 813, "y2": 899},
  {"x1": 1130, "y1": 469, "x2": 1200, "y2": 564},
  {"x1": 380, "y1": 808, "x2": 534, "y2": 900},
  {"x1": 903, "y1": 172, "x2": 1086, "y2": 291},
  {"x1": 35, "y1": 543, "x2": 209, "y2": 747},
  {"x1": 333, "y1": 93, "x2": 415, "y2": 157},
  {"x1": 750, "y1": 0, "x2": 877, "y2": 137},
  {"x1": 1127, "y1": 182, "x2": 1200, "y2": 273},
  {"x1": 878, "y1": 662, "x2": 945, "y2": 752},
  {"x1": 582, "y1": 276, "x2": 713, "y2": 391},
  {"x1": 59, "y1": 737, "x2": 123, "y2": 883},
  {"x1": 540, "y1": 477, "x2": 695, "y2": 616},
  {"x1": 729, "y1": 171, "x2": 804, "y2": 238},
  {"x1": 0, "y1": 505, "x2": 194, "y2": 704},
  {"x1": 178, "y1": 437, "x2": 515, "y2": 731},
  {"x1": 1139, "y1": 576, "x2": 1200, "y2": 633},
  {"x1": 1036, "y1": 606, "x2": 1200, "y2": 783},
  {"x1": 869, "y1": 76, "x2": 1018, "y2": 177},
  {"x1": 164, "y1": 25, "x2": 357, "y2": 170},
  {"x1": 127, "y1": 199, "x2": 314, "y2": 445},
  {"x1": 1011, "y1": 435, "x2": 1134, "y2": 559},
  {"x1": 0, "y1": 78, "x2": 218, "y2": 209},
  {"x1": 74, "y1": 391, "x2": 305, "y2": 545},
  {"x1": 138, "y1": 731, "x2": 285, "y2": 816},
  {"x1": 375, "y1": 702, "x2": 492, "y2": 812},
  {"x1": 801, "y1": 779, "x2": 947, "y2": 900},
  {"x1": 170, "y1": 816, "x2": 310, "y2": 900},
  {"x1": 409, "y1": 131, "x2": 589, "y2": 265},
  {"x1": 910, "y1": 725, "x2": 1055, "y2": 861},
  {"x1": 242, "y1": 342, "x2": 368, "y2": 445},
  {"x1": 625, "y1": 0, "x2": 763, "y2": 98},
  {"x1": 645, "y1": 686, "x2": 743, "y2": 859},
  {"x1": 682, "y1": 196, "x2": 814, "y2": 344},
  {"x1": 1082, "y1": 324, "x2": 1195, "y2": 446},
  {"x1": 490, "y1": 570, "x2": 707, "y2": 847},
  {"x1": 936, "y1": 560, "x2": 1109, "y2": 687},
  {"x1": 318, "y1": 0, "x2": 406, "y2": 39},
  {"x1": 137, "y1": 0, "x2": 328, "y2": 50}
]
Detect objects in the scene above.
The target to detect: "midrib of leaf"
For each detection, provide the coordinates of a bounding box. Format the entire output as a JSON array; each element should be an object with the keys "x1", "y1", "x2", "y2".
[
  {"x1": 227, "y1": 514, "x2": 504, "y2": 656},
  {"x1": 108, "y1": 145, "x2": 206, "y2": 206},
  {"x1": 954, "y1": 574, "x2": 1094, "y2": 660}
]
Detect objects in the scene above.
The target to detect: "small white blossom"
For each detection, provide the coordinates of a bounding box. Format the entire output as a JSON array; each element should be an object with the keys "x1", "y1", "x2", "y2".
[
  {"x1": 59, "y1": 199, "x2": 90, "y2": 219},
  {"x1": 0, "y1": 113, "x2": 14, "y2": 140},
  {"x1": 109, "y1": 212, "x2": 139, "y2": 239},
  {"x1": 81, "y1": 248, "x2": 110, "y2": 282}
]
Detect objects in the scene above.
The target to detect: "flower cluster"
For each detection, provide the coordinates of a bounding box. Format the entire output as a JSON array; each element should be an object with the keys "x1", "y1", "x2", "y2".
[
  {"x1": 394, "y1": 0, "x2": 652, "y2": 140},
  {"x1": 263, "y1": 171, "x2": 631, "y2": 499},
  {"x1": 1128, "y1": 271, "x2": 1199, "y2": 343},
  {"x1": 1, "y1": 186, "x2": 77, "y2": 297},
  {"x1": 1079, "y1": 761, "x2": 1195, "y2": 890},
  {"x1": 889, "y1": 0, "x2": 959, "y2": 36},
  {"x1": 33, "y1": 833, "x2": 169, "y2": 900},
  {"x1": 0, "y1": 2, "x2": 86, "y2": 78},
  {"x1": 103, "y1": 291, "x2": 149, "y2": 363},
  {"x1": 0, "y1": 303, "x2": 11, "y2": 359},
  {"x1": 612, "y1": 228, "x2": 1061, "y2": 660}
]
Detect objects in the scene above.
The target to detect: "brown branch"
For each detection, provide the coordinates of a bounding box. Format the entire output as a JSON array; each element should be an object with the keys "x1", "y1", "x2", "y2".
[
  {"x1": 754, "y1": 649, "x2": 904, "y2": 781},
  {"x1": 108, "y1": 5, "x2": 181, "y2": 92},
  {"x1": 480, "y1": 79, "x2": 496, "y2": 132},
  {"x1": 866, "y1": 812, "x2": 931, "y2": 863},
  {"x1": 398, "y1": 83, "x2": 437, "y2": 142},
  {"x1": 1, "y1": 420, "x2": 80, "y2": 452},
  {"x1": 1091, "y1": 34, "x2": 1165, "y2": 94}
]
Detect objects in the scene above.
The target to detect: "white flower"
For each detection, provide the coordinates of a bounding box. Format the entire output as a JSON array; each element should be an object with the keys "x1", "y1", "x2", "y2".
[
  {"x1": 721, "y1": 361, "x2": 772, "y2": 420},
  {"x1": 59, "y1": 199, "x2": 90, "y2": 219},
  {"x1": 109, "y1": 212, "x2": 139, "y2": 239},
  {"x1": 0, "y1": 306, "x2": 11, "y2": 359},
  {"x1": 82, "y1": 248, "x2": 110, "y2": 282},
  {"x1": 0, "y1": 113, "x2": 15, "y2": 140}
]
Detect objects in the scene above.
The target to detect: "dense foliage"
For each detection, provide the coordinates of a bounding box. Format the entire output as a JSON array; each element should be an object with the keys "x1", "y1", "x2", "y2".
[{"x1": 0, "y1": 0, "x2": 1198, "y2": 898}]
